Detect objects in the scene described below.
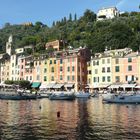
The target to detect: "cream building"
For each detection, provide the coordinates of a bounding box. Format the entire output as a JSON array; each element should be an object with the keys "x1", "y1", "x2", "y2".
[{"x1": 97, "y1": 7, "x2": 119, "y2": 21}]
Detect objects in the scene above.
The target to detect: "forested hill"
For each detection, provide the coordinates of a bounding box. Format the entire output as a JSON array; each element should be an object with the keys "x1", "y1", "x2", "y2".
[{"x1": 0, "y1": 9, "x2": 140, "y2": 54}]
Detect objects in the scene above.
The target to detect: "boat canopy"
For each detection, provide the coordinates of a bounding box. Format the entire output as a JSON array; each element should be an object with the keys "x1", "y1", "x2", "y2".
[{"x1": 31, "y1": 82, "x2": 41, "y2": 88}]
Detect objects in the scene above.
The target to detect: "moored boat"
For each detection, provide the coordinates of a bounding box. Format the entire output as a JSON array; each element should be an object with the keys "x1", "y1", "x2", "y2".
[
  {"x1": 0, "y1": 93, "x2": 39, "y2": 100},
  {"x1": 75, "y1": 91, "x2": 91, "y2": 98},
  {"x1": 102, "y1": 92, "x2": 140, "y2": 103},
  {"x1": 49, "y1": 92, "x2": 75, "y2": 100}
]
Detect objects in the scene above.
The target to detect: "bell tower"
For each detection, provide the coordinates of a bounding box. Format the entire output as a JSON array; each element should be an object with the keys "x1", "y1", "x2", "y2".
[{"x1": 6, "y1": 35, "x2": 12, "y2": 55}]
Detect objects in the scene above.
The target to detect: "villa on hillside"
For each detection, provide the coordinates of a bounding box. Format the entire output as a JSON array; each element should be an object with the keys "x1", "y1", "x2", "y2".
[{"x1": 97, "y1": 7, "x2": 120, "y2": 21}]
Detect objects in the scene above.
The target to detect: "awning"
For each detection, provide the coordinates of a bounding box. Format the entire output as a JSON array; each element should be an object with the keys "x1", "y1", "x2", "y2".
[
  {"x1": 45, "y1": 83, "x2": 56, "y2": 88},
  {"x1": 39, "y1": 83, "x2": 48, "y2": 89},
  {"x1": 64, "y1": 83, "x2": 74, "y2": 88},
  {"x1": 108, "y1": 84, "x2": 121, "y2": 89},
  {"x1": 93, "y1": 84, "x2": 110, "y2": 88},
  {"x1": 134, "y1": 85, "x2": 140, "y2": 89},
  {"x1": 31, "y1": 82, "x2": 41, "y2": 88},
  {"x1": 53, "y1": 83, "x2": 64, "y2": 89},
  {"x1": 120, "y1": 84, "x2": 136, "y2": 88}
]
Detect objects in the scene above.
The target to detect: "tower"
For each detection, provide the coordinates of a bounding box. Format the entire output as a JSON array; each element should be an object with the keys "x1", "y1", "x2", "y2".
[{"x1": 6, "y1": 35, "x2": 12, "y2": 55}]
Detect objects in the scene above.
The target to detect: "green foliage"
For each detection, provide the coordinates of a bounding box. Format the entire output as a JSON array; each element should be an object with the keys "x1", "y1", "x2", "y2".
[
  {"x1": 0, "y1": 10, "x2": 140, "y2": 54},
  {"x1": 4, "y1": 80, "x2": 31, "y2": 88}
]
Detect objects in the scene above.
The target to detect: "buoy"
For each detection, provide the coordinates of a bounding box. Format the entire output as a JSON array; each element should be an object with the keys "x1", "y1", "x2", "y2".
[
  {"x1": 57, "y1": 111, "x2": 60, "y2": 118},
  {"x1": 126, "y1": 106, "x2": 129, "y2": 108}
]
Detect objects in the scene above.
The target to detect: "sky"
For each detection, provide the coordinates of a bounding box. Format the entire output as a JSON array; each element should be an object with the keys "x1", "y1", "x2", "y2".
[{"x1": 0, "y1": 0, "x2": 140, "y2": 27}]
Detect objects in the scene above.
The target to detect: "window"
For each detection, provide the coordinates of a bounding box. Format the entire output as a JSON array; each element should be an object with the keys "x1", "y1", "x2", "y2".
[
  {"x1": 67, "y1": 67, "x2": 70, "y2": 72},
  {"x1": 44, "y1": 61, "x2": 47, "y2": 64},
  {"x1": 21, "y1": 65, "x2": 23, "y2": 69},
  {"x1": 102, "y1": 67, "x2": 105, "y2": 73},
  {"x1": 72, "y1": 76, "x2": 75, "y2": 81},
  {"x1": 96, "y1": 61, "x2": 99, "y2": 65},
  {"x1": 72, "y1": 58, "x2": 74, "y2": 62},
  {"x1": 88, "y1": 70, "x2": 91, "y2": 74},
  {"x1": 88, "y1": 78, "x2": 91, "y2": 84},
  {"x1": 44, "y1": 68, "x2": 47, "y2": 73},
  {"x1": 51, "y1": 76, "x2": 54, "y2": 81},
  {"x1": 93, "y1": 77, "x2": 96, "y2": 82},
  {"x1": 72, "y1": 66, "x2": 75, "y2": 72},
  {"x1": 26, "y1": 76, "x2": 28, "y2": 81},
  {"x1": 44, "y1": 76, "x2": 47, "y2": 81},
  {"x1": 60, "y1": 59, "x2": 63, "y2": 64},
  {"x1": 12, "y1": 70, "x2": 14, "y2": 74},
  {"x1": 115, "y1": 58, "x2": 119, "y2": 64},
  {"x1": 30, "y1": 76, "x2": 32, "y2": 80},
  {"x1": 128, "y1": 58, "x2": 132, "y2": 62},
  {"x1": 12, "y1": 63, "x2": 14, "y2": 67},
  {"x1": 21, "y1": 59, "x2": 24, "y2": 63},
  {"x1": 115, "y1": 76, "x2": 120, "y2": 82},
  {"x1": 88, "y1": 62, "x2": 90, "y2": 66},
  {"x1": 95, "y1": 69, "x2": 98, "y2": 74},
  {"x1": 107, "y1": 67, "x2": 110, "y2": 72},
  {"x1": 102, "y1": 76, "x2": 105, "y2": 82},
  {"x1": 128, "y1": 65, "x2": 132, "y2": 71},
  {"x1": 36, "y1": 75, "x2": 40, "y2": 80},
  {"x1": 50, "y1": 60, "x2": 52, "y2": 64},
  {"x1": 51, "y1": 67, "x2": 54, "y2": 72},
  {"x1": 39, "y1": 61, "x2": 41, "y2": 65},
  {"x1": 102, "y1": 59, "x2": 105, "y2": 64},
  {"x1": 67, "y1": 76, "x2": 70, "y2": 81},
  {"x1": 125, "y1": 76, "x2": 128, "y2": 81},
  {"x1": 107, "y1": 59, "x2": 110, "y2": 63},
  {"x1": 60, "y1": 66, "x2": 63, "y2": 71},
  {"x1": 115, "y1": 66, "x2": 120, "y2": 72},
  {"x1": 54, "y1": 60, "x2": 56, "y2": 64},
  {"x1": 107, "y1": 76, "x2": 111, "y2": 82},
  {"x1": 93, "y1": 77, "x2": 99, "y2": 82},
  {"x1": 60, "y1": 75, "x2": 63, "y2": 80},
  {"x1": 93, "y1": 61, "x2": 95, "y2": 66}
]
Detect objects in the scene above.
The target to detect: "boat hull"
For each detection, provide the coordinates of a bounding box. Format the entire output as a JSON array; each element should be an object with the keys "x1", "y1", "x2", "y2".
[
  {"x1": 0, "y1": 94, "x2": 38, "y2": 100},
  {"x1": 102, "y1": 94, "x2": 140, "y2": 104}
]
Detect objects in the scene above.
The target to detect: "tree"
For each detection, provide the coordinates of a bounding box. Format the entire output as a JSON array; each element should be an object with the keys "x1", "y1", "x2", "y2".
[
  {"x1": 74, "y1": 13, "x2": 77, "y2": 21},
  {"x1": 69, "y1": 13, "x2": 72, "y2": 21}
]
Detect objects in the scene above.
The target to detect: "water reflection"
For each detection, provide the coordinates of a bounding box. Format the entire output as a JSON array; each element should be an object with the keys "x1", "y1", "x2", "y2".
[{"x1": 0, "y1": 98, "x2": 140, "y2": 140}]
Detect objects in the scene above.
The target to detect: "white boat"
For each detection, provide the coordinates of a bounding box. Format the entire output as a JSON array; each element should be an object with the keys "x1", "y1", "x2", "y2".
[
  {"x1": 49, "y1": 91, "x2": 75, "y2": 100},
  {"x1": 102, "y1": 92, "x2": 140, "y2": 103},
  {"x1": 75, "y1": 91, "x2": 90, "y2": 98}
]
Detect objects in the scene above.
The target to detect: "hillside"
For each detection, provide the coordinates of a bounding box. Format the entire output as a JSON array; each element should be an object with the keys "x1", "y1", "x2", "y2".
[{"x1": 0, "y1": 10, "x2": 140, "y2": 54}]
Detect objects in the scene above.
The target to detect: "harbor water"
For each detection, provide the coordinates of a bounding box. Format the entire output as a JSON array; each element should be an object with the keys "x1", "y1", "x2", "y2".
[{"x1": 0, "y1": 97, "x2": 140, "y2": 140}]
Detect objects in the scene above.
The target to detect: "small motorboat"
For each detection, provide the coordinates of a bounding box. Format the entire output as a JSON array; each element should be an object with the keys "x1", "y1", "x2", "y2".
[
  {"x1": 102, "y1": 92, "x2": 140, "y2": 104},
  {"x1": 49, "y1": 92, "x2": 75, "y2": 100},
  {"x1": 75, "y1": 91, "x2": 90, "y2": 98}
]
